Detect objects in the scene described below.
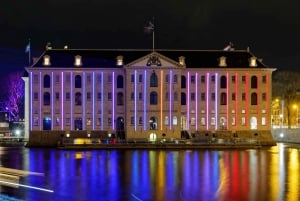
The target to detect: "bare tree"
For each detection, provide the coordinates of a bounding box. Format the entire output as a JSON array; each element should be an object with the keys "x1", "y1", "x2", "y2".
[
  {"x1": 272, "y1": 70, "x2": 300, "y2": 128},
  {"x1": 0, "y1": 71, "x2": 24, "y2": 120}
]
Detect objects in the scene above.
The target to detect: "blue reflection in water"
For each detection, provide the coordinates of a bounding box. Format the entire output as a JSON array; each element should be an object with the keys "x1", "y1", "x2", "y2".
[{"x1": 1, "y1": 144, "x2": 300, "y2": 201}]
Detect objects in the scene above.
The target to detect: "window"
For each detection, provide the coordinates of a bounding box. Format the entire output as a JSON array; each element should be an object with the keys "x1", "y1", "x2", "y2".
[
  {"x1": 242, "y1": 93, "x2": 246, "y2": 101},
  {"x1": 150, "y1": 92, "x2": 158, "y2": 105},
  {"x1": 251, "y1": 92, "x2": 257, "y2": 105},
  {"x1": 44, "y1": 75, "x2": 50, "y2": 88},
  {"x1": 131, "y1": 117, "x2": 134, "y2": 125},
  {"x1": 139, "y1": 117, "x2": 143, "y2": 125},
  {"x1": 232, "y1": 93, "x2": 236, "y2": 101},
  {"x1": 75, "y1": 92, "x2": 82, "y2": 105},
  {"x1": 191, "y1": 117, "x2": 195, "y2": 126},
  {"x1": 165, "y1": 74, "x2": 169, "y2": 83},
  {"x1": 56, "y1": 92, "x2": 59, "y2": 101},
  {"x1": 97, "y1": 93, "x2": 102, "y2": 101},
  {"x1": 211, "y1": 75, "x2": 215, "y2": 82},
  {"x1": 211, "y1": 117, "x2": 215, "y2": 125},
  {"x1": 87, "y1": 92, "x2": 91, "y2": 101},
  {"x1": 173, "y1": 116, "x2": 178, "y2": 125},
  {"x1": 55, "y1": 75, "x2": 60, "y2": 83},
  {"x1": 251, "y1": 76, "x2": 257, "y2": 88},
  {"x1": 181, "y1": 76, "x2": 186, "y2": 88},
  {"x1": 164, "y1": 116, "x2": 169, "y2": 125},
  {"x1": 262, "y1": 75, "x2": 267, "y2": 84},
  {"x1": 232, "y1": 117, "x2": 236, "y2": 126},
  {"x1": 201, "y1": 93, "x2": 205, "y2": 101},
  {"x1": 66, "y1": 92, "x2": 70, "y2": 101},
  {"x1": 139, "y1": 74, "x2": 143, "y2": 82},
  {"x1": 181, "y1": 93, "x2": 186, "y2": 105},
  {"x1": 33, "y1": 74, "x2": 39, "y2": 83},
  {"x1": 201, "y1": 75, "x2": 205, "y2": 83},
  {"x1": 117, "y1": 75, "x2": 124, "y2": 88},
  {"x1": 165, "y1": 92, "x2": 169, "y2": 101},
  {"x1": 191, "y1": 75, "x2": 195, "y2": 83},
  {"x1": 74, "y1": 118, "x2": 83, "y2": 130},
  {"x1": 131, "y1": 74, "x2": 135, "y2": 83},
  {"x1": 86, "y1": 74, "x2": 91, "y2": 84},
  {"x1": 34, "y1": 117, "x2": 39, "y2": 126},
  {"x1": 201, "y1": 117, "x2": 205, "y2": 125},
  {"x1": 220, "y1": 76, "x2": 227, "y2": 88},
  {"x1": 139, "y1": 92, "x2": 143, "y2": 101},
  {"x1": 173, "y1": 75, "x2": 178, "y2": 83},
  {"x1": 174, "y1": 92, "x2": 178, "y2": 101},
  {"x1": 66, "y1": 74, "x2": 71, "y2": 83},
  {"x1": 241, "y1": 117, "x2": 246, "y2": 125},
  {"x1": 107, "y1": 75, "x2": 112, "y2": 83},
  {"x1": 232, "y1": 75, "x2": 236, "y2": 83},
  {"x1": 242, "y1": 76, "x2": 246, "y2": 83},
  {"x1": 220, "y1": 92, "x2": 227, "y2": 105},
  {"x1": 150, "y1": 72, "x2": 158, "y2": 87},
  {"x1": 108, "y1": 118, "x2": 112, "y2": 126},
  {"x1": 56, "y1": 117, "x2": 60, "y2": 126},
  {"x1": 34, "y1": 92, "x2": 38, "y2": 101},
  {"x1": 191, "y1": 93, "x2": 195, "y2": 101},
  {"x1": 211, "y1": 93, "x2": 215, "y2": 101},
  {"x1": 97, "y1": 74, "x2": 102, "y2": 83},
  {"x1": 262, "y1": 117, "x2": 266, "y2": 126},
  {"x1": 117, "y1": 92, "x2": 124, "y2": 105},
  {"x1": 75, "y1": 75, "x2": 81, "y2": 88},
  {"x1": 43, "y1": 92, "x2": 50, "y2": 106},
  {"x1": 108, "y1": 92, "x2": 112, "y2": 101},
  {"x1": 131, "y1": 92, "x2": 134, "y2": 101},
  {"x1": 262, "y1": 93, "x2": 266, "y2": 101}
]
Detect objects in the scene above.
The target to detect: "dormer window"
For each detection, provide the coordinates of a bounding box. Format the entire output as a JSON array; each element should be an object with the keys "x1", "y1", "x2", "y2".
[
  {"x1": 116, "y1": 55, "x2": 123, "y2": 66},
  {"x1": 74, "y1": 55, "x2": 82, "y2": 66},
  {"x1": 249, "y1": 56, "x2": 257, "y2": 67},
  {"x1": 219, "y1": 56, "x2": 227, "y2": 67},
  {"x1": 179, "y1": 56, "x2": 185, "y2": 65},
  {"x1": 43, "y1": 55, "x2": 51, "y2": 66}
]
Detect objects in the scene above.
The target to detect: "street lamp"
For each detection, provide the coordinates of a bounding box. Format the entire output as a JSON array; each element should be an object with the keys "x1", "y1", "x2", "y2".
[{"x1": 293, "y1": 104, "x2": 298, "y2": 128}]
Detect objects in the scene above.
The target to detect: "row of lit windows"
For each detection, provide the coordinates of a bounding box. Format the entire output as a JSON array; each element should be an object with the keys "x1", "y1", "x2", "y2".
[
  {"x1": 35, "y1": 90, "x2": 266, "y2": 106},
  {"x1": 35, "y1": 73, "x2": 267, "y2": 89}
]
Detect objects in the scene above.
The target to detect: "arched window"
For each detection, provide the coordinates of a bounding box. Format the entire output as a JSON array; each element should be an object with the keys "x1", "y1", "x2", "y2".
[
  {"x1": 44, "y1": 75, "x2": 50, "y2": 88},
  {"x1": 181, "y1": 92, "x2": 186, "y2": 105},
  {"x1": 117, "y1": 92, "x2": 124, "y2": 105},
  {"x1": 220, "y1": 76, "x2": 227, "y2": 88},
  {"x1": 43, "y1": 92, "x2": 50, "y2": 105},
  {"x1": 181, "y1": 76, "x2": 186, "y2": 88},
  {"x1": 251, "y1": 92, "x2": 257, "y2": 105},
  {"x1": 149, "y1": 116, "x2": 158, "y2": 130},
  {"x1": 75, "y1": 92, "x2": 82, "y2": 105},
  {"x1": 220, "y1": 92, "x2": 227, "y2": 105},
  {"x1": 150, "y1": 72, "x2": 158, "y2": 87},
  {"x1": 150, "y1": 91, "x2": 158, "y2": 105},
  {"x1": 75, "y1": 75, "x2": 82, "y2": 88},
  {"x1": 117, "y1": 75, "x2": 124, "y2": 88},
  {"x1": 251, "y1": 76, "x2": 257, "y2": 88}
]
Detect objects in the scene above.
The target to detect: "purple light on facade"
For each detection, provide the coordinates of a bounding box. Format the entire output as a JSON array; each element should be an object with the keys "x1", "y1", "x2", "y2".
[
  {"x1": 92, "y1": 72, "x2": 95, "y2": 130},
  {"x1": 71, "y1": 72, "x2": 73, "y2": 130},
  {"x1": 215, "y1": 73, "x2": 218, "y2": 130},
  {"x1": 195, "y1": 73, "x2": 198, "y2": 130},
  {"x1": 101, "y1": 72, "x2": 104, "y2": 130},
  {"x1": 112, "y1": 72, "x2": 115, "y2": 130},
  {"x1": 206, "y1": 72, "x2": 210, "y2": 130},
  {"x1": 187, "y1": 72, "x2": 190, "y2": 130},
  {"x1": 61, "y1": 72, "x2": 64, "y2": 130},
  {"x1": 83, "y1": 72, "x2": 86, "y2": 130},
  {"x1": 169, "y1": 70, "x2": 172, "y2": 130},
  {"x1": 134, "y1": 70, "x2": 137, "y2": 131},
  {"x1": 144, "y1": 70, "x2": 147, "y2": 131},
  {"x1": 39, "y1": 72, "x2": 42, "y2": 130},
  {"x1": 30, "y1": 72, "x2": 33, "y2": 130},
  {"x1": 51, "y1": 72, "x2": 54, "y2": 130}
]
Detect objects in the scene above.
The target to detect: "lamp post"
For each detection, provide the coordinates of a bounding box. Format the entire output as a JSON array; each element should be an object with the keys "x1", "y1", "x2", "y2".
[{"x1": 293, "y1": 104, "x2": 298, "y2": 128}]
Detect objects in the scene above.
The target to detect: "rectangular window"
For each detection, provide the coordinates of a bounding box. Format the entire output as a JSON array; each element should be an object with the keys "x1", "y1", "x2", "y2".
[
  {"x1": 55, "y1": 92, "x2": 59, "y2": 101},
  {"x1": 66, "y1": 118, "x2": 70, "y2": 125},
  {"x1": 191, "y1": 93, "x2": 195, "y2": 101},
  {"x1": 242, "y1": 93, "x2": 246, "y2": 101},
  {"x1": 201, "y1": 117, "x2": 205, "y2": 125},
  {"x1": 56, "y1": 117, "x2": 60, "y2": 126},
  {"x1": 131, "y1": 92, "x2": 134, "y2": 101},
  {"x1": 165, "y1": 92, "x2": 169, "y2": 101},
  {"x1": 34, "y1": 92, "x2": 38, "y2": 101},
  {"x1": 55, "y1": 75, "x2": 60, "y2": 83},
  {"x1": 139, "y1": 74, "x2": 143, "y2": 82},
  {"x1": 131, "y1": 74, "x2": 135, "y2": 82},
  {"x1": 108, "y1": 75, "x2": 112, "y2": 83},
  {"x1": 108, "y1": 92, "x2": 112, "y2": 101},
  {"x1": 66, "y1": 92, "x2": 70, "y2": 101},
  {"x1": 232, "y1": 93, "x2": 236, "y2": 101},
  {"x1": 201, "y1": 93, "x2": 205, "y2": 101},
  {"x1": 33, "y1": 74, "x2": 39, "y2": 83},
  {"x1": 165, "y1": 74, "x2": 169, "y2": 83},
  {"x1": 108, "y1": 118, "x2": 112, "y2": 126},
  {"x1": 131, "y1": 116, "x2": 134, "y2": 125},
  {"x1": 33, "y1": 117, "x2": 39, "y2": 126},
  {"x1": 242, "y1": 76, "x2": 246, "y2": 83},
  {"x1": 241, "y1": 117, "x2": 246, "y2": 125},
  {"x1": 211, "y1": 93, "x2": 215, "y2": 101},
  {"x1": 262, "y1": 75, "x2": 267, "y2": 83},
  {"x1": 262, "y1": 117, "x2": 266, "y2": 125},
  {"x1": 97, "y1": 74, "x2": 102, "y2": 83},
  {"x1": 173, "y1": 75, "x2": 178, "y2": 83},
  {"x1": 262, "y1": 93, "x2": 266, "y2": 101},
  {"x1": 139, "y1": 92, "x2": 143, "y2": 101},
  {"x1": 97, "y1": 118, "x2": 101, "y2": 126},
  {"x1": 87, "y1": 92, "x2": 91, "y2": 101},
  {"x1": 232, "y1": 117, "x2": 236, "y2": 125},
  {"x1": 232, "y1": 75, "x2": 236, "y2": 83},
  {"x1": 201, "y1": 75, "x2": 205, "y2": 83},
  {"x1": 97, "y1": 93, "x2": 102, "y2": 101},
  {"x1": 191, "y1": 117, "x2": 195, "y2": 126},
  {"x1": 211, "y1": 117, "x2": 215, "y2": 125},
  {"x1": 191, "y1": 75, "x2": 195, "y2": 83},
  {"x1": 86, "y1": 74, "x2": 91, "y2": 84},
  {"x1": 66, "y1": 74, "x2": 71, "y2": 83},
  {"x1": 211, "y1": 75, "x2": 215, "y2": 82}
]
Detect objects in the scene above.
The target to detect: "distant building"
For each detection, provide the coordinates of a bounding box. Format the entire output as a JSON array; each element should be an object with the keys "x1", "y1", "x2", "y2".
[{"x1": 23, "y1": 48, "x2": 276, "y2": 146}]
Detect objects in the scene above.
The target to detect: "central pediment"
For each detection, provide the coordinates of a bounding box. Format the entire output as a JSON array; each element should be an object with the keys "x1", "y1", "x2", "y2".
[{"x1": 125, "y1": 51, "x2": 184, "y2": 68}]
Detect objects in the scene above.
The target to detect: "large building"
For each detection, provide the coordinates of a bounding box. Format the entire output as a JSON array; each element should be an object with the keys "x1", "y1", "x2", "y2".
[{"x1": 24, "y1": 47, "x2": 276, "y2": 146}]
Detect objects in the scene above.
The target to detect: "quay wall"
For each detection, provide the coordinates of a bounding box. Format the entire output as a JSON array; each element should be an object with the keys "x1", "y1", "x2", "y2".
[{"x1": 272, "y1": 128, "x2": 300, "y2": 143}]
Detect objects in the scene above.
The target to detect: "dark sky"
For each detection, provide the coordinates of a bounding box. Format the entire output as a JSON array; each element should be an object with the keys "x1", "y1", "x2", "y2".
[{"x1": 1, "y1": 0, "x2": 299, "y2": 76}]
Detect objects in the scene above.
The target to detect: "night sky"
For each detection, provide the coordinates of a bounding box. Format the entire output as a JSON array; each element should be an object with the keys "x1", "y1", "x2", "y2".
[{"x1": 1, "y1": 0, "x2": 299, "y2": 77}]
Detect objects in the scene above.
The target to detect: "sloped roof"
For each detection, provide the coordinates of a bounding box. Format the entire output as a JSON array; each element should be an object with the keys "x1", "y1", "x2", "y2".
[{"x1": 30, "y1": 48, "x2": 270, "y2": 68}]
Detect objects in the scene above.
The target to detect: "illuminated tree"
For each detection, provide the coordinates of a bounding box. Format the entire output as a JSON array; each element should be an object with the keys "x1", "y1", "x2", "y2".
[
  {"x1": 0, "y1": 71, "x2": 24, "y2": 120},
  {"x1": 272, "y1": 70, "x2": 300, "y2": 128}
]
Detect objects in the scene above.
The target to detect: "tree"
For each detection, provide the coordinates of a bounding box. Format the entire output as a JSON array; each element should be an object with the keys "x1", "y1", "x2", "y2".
[
  {"x1": 0, "y1": 71, "x2": 25, "y2": 120},
  {"x1": 272, "y1": 70, "x2": 300, "y2": 128}
]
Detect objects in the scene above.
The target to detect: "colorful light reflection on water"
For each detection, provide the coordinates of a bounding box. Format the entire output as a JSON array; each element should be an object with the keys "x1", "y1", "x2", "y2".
[{"x1": 0, "y1": 143, "x2": 299, "y2": 201}]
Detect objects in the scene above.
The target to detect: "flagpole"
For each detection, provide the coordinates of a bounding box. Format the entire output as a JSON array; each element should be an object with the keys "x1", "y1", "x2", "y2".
[
  {"x1": 28, "y1": 39, "x2": 31, "y2": 65},
  {"x1": 152, "y1": 29, "x2": 154, "y2": 52}
]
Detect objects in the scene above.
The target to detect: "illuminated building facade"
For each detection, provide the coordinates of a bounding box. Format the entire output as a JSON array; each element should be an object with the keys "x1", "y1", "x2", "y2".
[{"x1": 24, "y1": 48, "x2": 276, "y2": 144}]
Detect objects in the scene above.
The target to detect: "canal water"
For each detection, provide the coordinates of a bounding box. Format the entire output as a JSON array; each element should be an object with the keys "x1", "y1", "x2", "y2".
[{"x1": 0, "y1": 143, "x2": 299, "y2": 201}]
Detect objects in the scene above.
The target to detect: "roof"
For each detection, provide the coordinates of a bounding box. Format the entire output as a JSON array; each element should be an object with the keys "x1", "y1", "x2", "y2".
[{"x1": 29, "y1": 48, "x2": 271, "y2": 69}]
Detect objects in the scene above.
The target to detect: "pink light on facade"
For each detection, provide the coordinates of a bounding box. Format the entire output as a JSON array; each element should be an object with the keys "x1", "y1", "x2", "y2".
[
  {"x1": 101, "y1": 72, "x2": 104, "y2": 130},
  {"x1": 215, "y1": 73, "x2": 218, "y2": 130},
  {"x1": 206, "y1": 72, "x2": 210, "y2": 130},
  {"x1": 187, "y1": 72, "x2": 190, "y2": 130},
  {"x1": 39, "y1": 72, "x2": 42, "y2": 130},
  {"x1": 83, "y1": 72, "x2": 86, "y2": 130},
  {"x1": 30, "y1": 72, "x2": 33, "y2": 130},
  {"x1": 51, "y1": 72, "x2": 54, "y2": 130},
  {"x1": 144, "y1": 70, "x2": 147, "y2": 131},
  {"x1": 112, "y1": 72, "x2": 115, "y2": 130},
  {"x1": 169, "y1": 70, "x2": 172, "y2": 130},
  {"x1": 92, "y1": 72, "x2": 95, "y2": 130},
  {"x1": 160, "y1": 70, "x2": 163, "y2": 131},
  {"x1": 134, "y1": 70, "x2": 137, "y2": 131},
  {"x1": 226, "y1": 72, "x2": 229, "y2": 129},
  {"x1": 71, "y1": 72, "x2": 73, "y2": 130},
  {"x1": 195, "y1": 73, "x2": 198, "y2": 130},
  {"x1": 61, "y1": 72, "x2": 64, "y2": 130}
]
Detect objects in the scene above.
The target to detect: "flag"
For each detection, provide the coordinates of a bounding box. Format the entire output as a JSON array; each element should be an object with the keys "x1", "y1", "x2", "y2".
[
  {"x1": 144, "y1": 21, "x2": 154, "y2": 33},
  {"x1": 223, "y1": 42, "x2": 233, "y2": 51},
  {"x1": 25, "y1": 42, "x2": 30, "y2": 53}
]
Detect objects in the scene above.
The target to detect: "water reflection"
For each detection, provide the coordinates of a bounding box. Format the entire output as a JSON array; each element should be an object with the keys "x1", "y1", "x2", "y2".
[{"x1": 0, "y1": 143, "x2": 299, "y2": 201}]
